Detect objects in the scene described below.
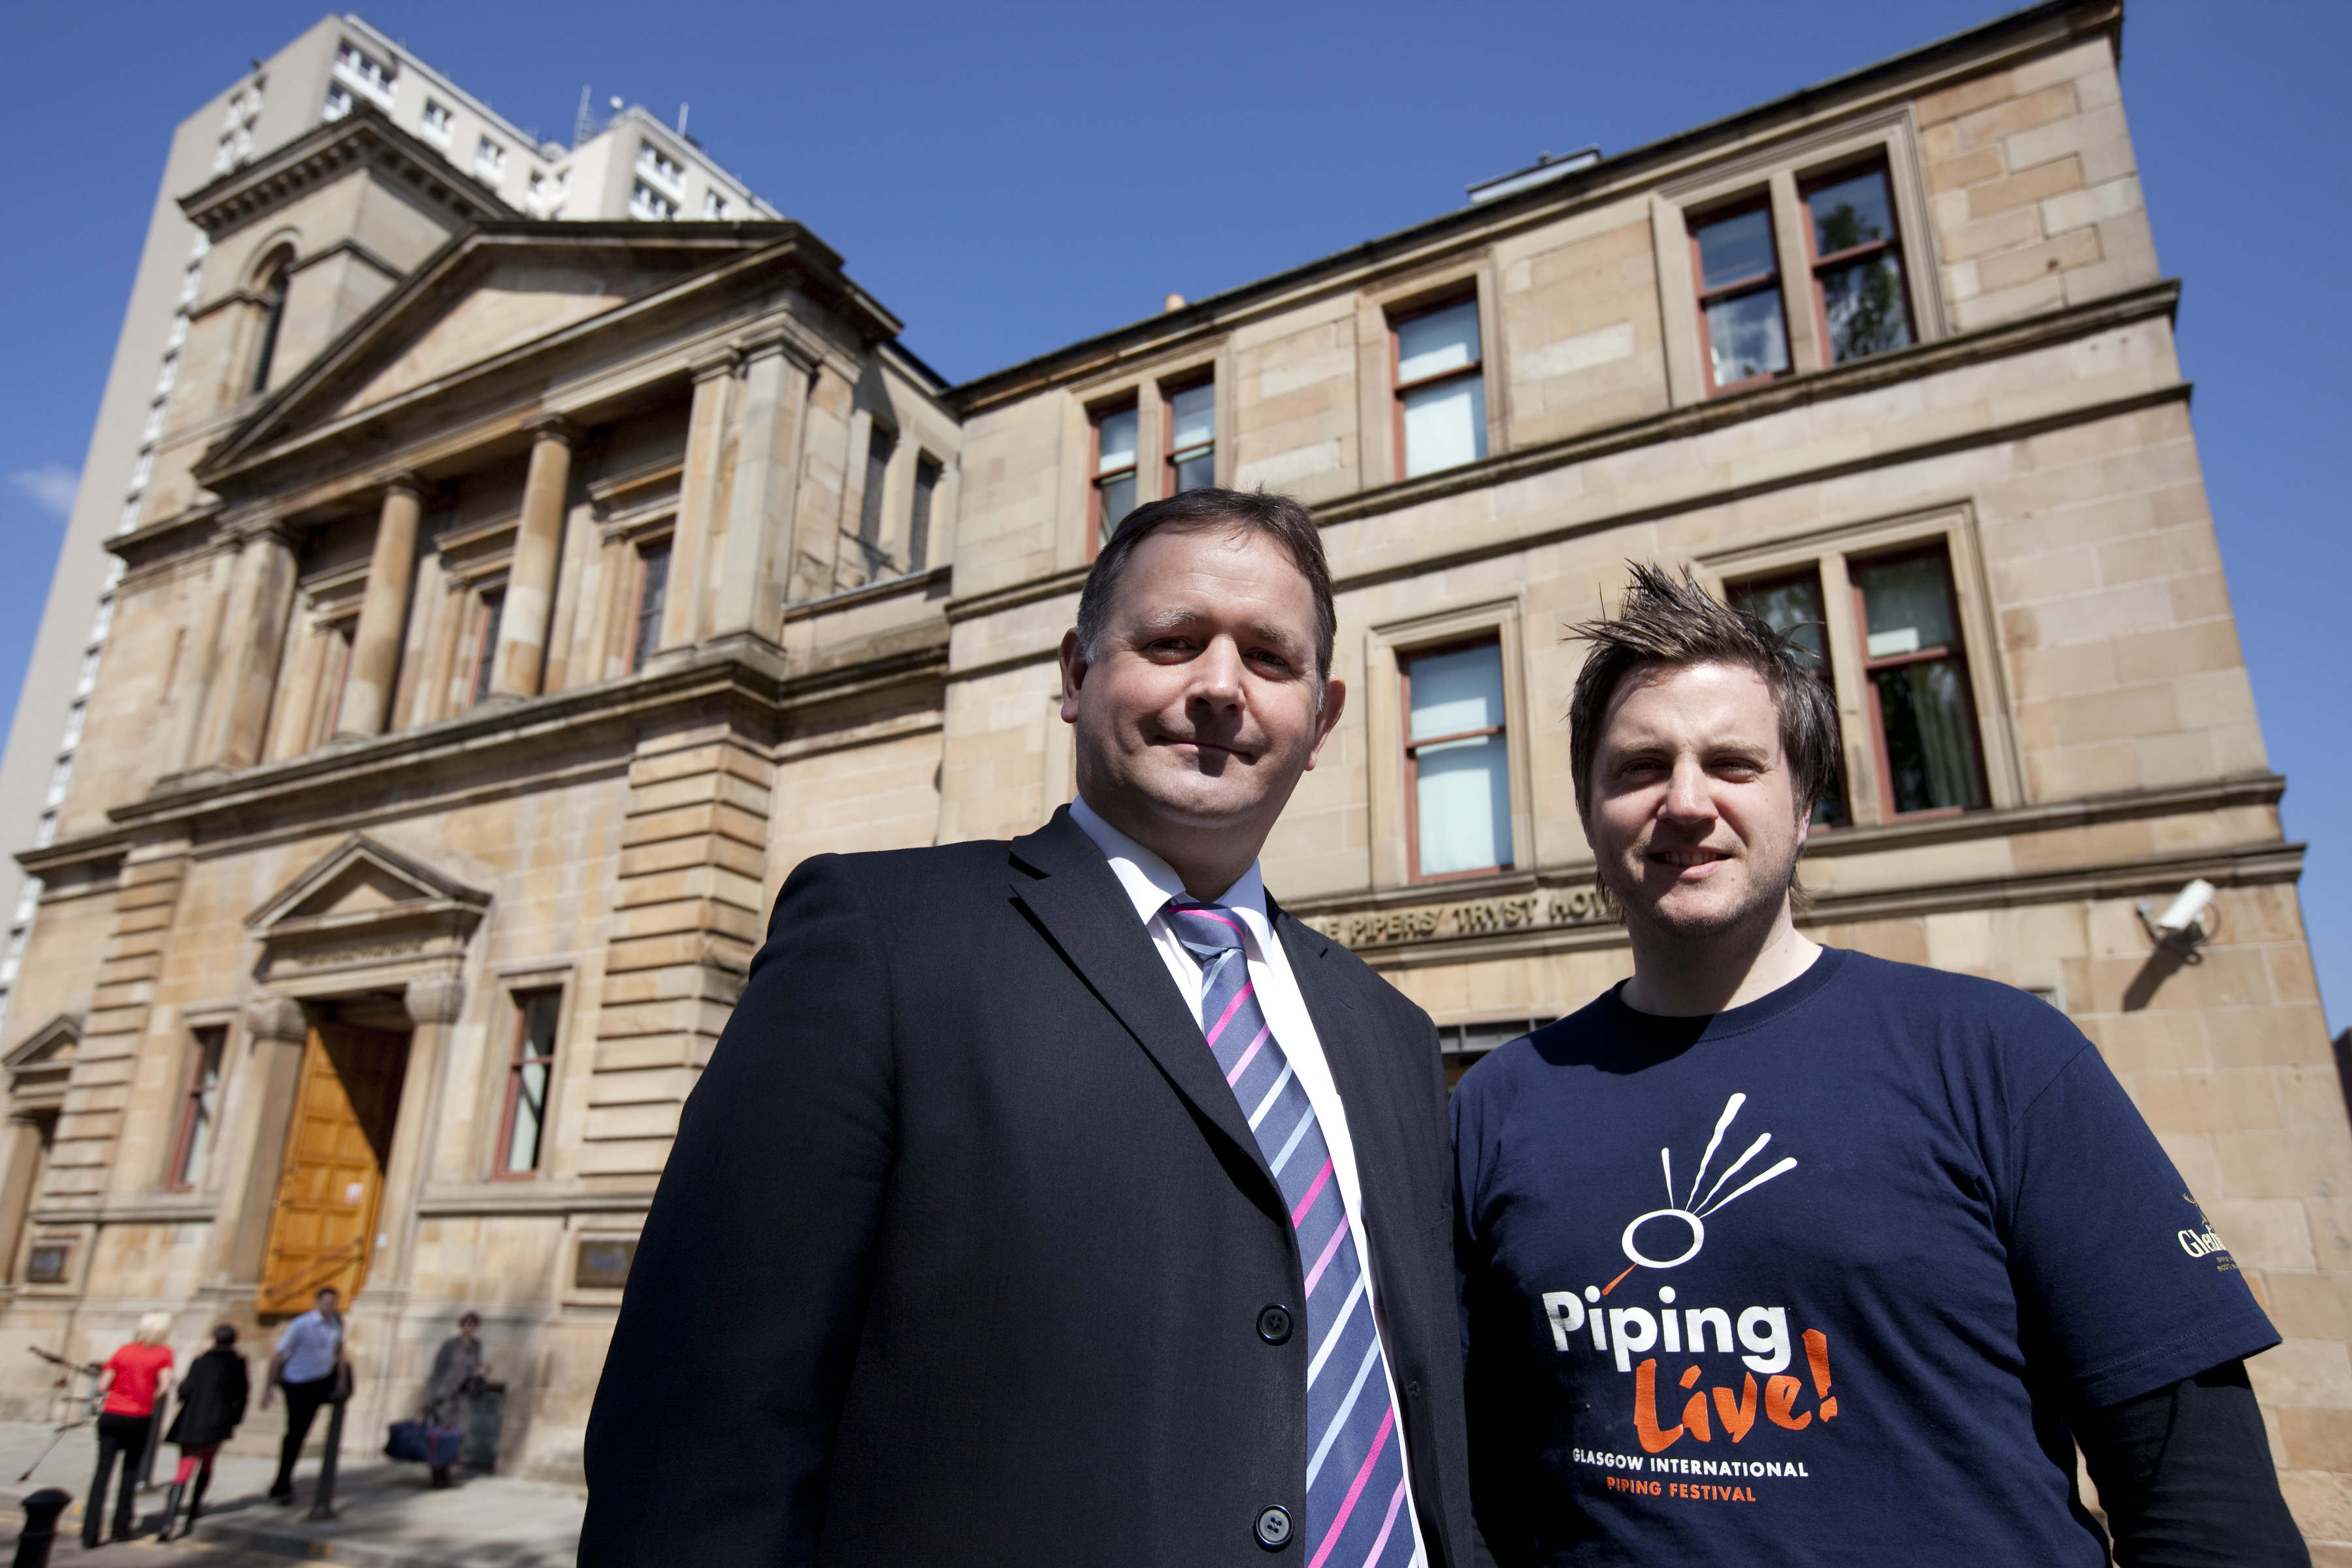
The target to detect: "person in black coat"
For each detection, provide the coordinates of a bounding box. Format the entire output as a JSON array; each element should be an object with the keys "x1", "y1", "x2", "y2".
[
  {"x1": 581, "y1": 490, "x2": 1475, "y2": 1566},
  {"x1": 159, "y1": 1324, "x2": 248, "y2": 1542}
]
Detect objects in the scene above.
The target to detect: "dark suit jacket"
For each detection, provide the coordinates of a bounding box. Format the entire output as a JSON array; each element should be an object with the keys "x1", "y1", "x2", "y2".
[{"x1": 581, "y1": 808, "x2": 1473, "y2": 1566}]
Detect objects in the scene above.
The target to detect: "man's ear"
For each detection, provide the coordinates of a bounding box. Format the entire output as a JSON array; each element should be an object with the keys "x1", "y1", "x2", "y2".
[
  {"x1": 1057, "y1": 629, "x2": 1088, "y2": 724},
  {"x1": 1302, "y1": 676, "x2": 1347, "y2": 770}
]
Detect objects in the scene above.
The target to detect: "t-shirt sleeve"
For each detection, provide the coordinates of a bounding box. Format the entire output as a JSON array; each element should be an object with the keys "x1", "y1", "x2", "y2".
[{"x1": 2000, "y1": 1039, "x2": 2279, "y2": 1409}]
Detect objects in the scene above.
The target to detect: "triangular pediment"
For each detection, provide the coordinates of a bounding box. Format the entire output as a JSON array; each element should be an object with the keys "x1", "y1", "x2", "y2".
[
  {"x1": 201, "y1": 222, "x2": 833, "y2": 479},
  {"x1": 249, "y1": 833, "x2": 489, "y2": 934},
  {"x1": 5, "y1": 1014, "x2": 79, "y2": 1072},
  {"x1": 332, "y1": 251, "x2": 707, "y2": 417}
]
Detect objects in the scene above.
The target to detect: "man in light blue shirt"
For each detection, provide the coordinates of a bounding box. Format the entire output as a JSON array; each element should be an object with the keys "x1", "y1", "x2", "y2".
[{"x1": 260, "y1": 1286, "x2": 346, "y2": 1503}]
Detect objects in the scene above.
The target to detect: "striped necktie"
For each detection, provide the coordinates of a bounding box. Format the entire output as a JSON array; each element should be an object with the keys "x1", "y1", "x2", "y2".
[{"x1": 1164, "y1": 900, "x2": 1414, "y2": 1568}]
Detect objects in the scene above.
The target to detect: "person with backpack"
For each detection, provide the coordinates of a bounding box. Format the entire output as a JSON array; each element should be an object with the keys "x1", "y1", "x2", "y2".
[{"x1": 158, "y1": 1324, "x2": 249, "y2": 1541}]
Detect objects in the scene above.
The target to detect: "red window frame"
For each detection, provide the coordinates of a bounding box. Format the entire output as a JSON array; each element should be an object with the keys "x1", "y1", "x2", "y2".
[
  {"x1": 1086, "y1": 400, "x2": 1140, "y2": 559},
  {"x1": 165, "y1": 1025, "x2": 228, "y2": 1192},
  {"x1": 493, "y1": 988, "x2": 562, "y2": 1179},
  {"x1": 1799, "y1": 159, "x2": 1913, "y2": 366},
  {"x1": 1850, "y1": 542, "x2": 1987, "y2": 821},
  {"x1": 1725, "y1": 565, "x2": 1852, "y2": 828},
  {"x1": 1389, "y1": 293, "x2": 1485, "y2": 481},
  {"x1": 1401, "y1": 635, "x2": 1512, "y2": 885},
  {"x1": 469, "y1": 588, "x2": 504, "y2": 706},
  {"x1": 1690, "y1": 195, "x2": 1790, "y2": 397}
]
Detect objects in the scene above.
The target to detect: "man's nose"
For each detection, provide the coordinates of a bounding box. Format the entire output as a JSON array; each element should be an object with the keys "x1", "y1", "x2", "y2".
[
  {"x1": 1659, "y1": 756, "x2": 1714, "y2": 821},
  {"x1": 1189, "y1": 638, "x2": 1246, "y2": 706}
]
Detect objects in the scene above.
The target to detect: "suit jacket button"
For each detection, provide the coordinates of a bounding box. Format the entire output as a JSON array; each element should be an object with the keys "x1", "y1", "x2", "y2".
[
  {"x1": 1257, "y1": 1305, "x2": 1293, "y2": 1345},
  {"x1": 1255, "y1": 1505, "x2": 1294, "y2": 1550}
]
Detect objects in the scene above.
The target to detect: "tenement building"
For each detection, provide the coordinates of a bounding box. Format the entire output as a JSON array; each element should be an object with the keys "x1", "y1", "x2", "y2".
[{"x1": 7, "y1": 0, "x2": 2347, "y2": 1544}]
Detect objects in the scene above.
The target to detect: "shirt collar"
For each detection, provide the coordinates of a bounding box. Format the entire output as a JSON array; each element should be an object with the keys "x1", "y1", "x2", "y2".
[{"x1": 1068, "y1": 796, "x2": 1269, "y2": 939}]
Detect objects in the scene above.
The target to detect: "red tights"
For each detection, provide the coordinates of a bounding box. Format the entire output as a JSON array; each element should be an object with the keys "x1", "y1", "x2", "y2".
[{"x1": 172, "y1": 1446, "x2": 218, "y2": 1485}]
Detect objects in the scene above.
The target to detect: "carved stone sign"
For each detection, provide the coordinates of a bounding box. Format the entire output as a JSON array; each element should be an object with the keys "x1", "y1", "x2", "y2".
[{"x1": 1317, "y1": 886, "x2": 1613, "y2": 949}]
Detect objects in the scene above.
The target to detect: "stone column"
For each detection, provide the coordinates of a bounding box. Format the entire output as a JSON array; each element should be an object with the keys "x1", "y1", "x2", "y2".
[
  {"x1": 710, "y1": 335, "x2": 806, "y2": 640},
  {"x1": 338, "y1": 476, "x2": 425, "y2": 739},
  {"x1": 193, "y1": 521, "x2": 297, "y2": 770},
  {"x1": 659, "y1": 353, "x2": 736, "y2": 652},
  {"x1": 369, "y1": 972, "x2": 463, "y2": 1314},
  {"x1": 209, "y1": 992, "x2": 309, "y2": 1286},
  {"x1": 490, "y1": 417, "x2": 576, "y2": 698},
  {"x1": 164, "y1": 542, "x2": 238, "y2": 775}
]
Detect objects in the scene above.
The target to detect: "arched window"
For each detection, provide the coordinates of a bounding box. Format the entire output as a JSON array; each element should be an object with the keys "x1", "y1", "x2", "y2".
[{"x1": 249, "y1": 259, "x2": 291, "y2": 395}]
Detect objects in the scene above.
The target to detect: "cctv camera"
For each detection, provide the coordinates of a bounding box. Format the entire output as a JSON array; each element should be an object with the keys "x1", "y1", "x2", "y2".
[{"x1": 2153, "y1": 879, "x2": 2215, "y2": 936}]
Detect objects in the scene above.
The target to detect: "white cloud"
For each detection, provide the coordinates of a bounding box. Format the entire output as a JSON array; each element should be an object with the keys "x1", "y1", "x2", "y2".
[{"x1": 7, "y1": 465, "x2": 78, "y2": 519}]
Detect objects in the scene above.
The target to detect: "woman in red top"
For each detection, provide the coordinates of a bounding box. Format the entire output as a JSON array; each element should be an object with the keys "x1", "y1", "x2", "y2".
[{"x1": 83, "y1": 1311, "x2": 174, "y2": 1547}]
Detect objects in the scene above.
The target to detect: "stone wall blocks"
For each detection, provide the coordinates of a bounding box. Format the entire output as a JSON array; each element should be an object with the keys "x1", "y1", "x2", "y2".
[
  {"x1": 1955, "y1": 271, "x2": 2070, "y2": 331},
  {"x1": 575, "y1": 1137, "x2": 676, "y2": 1180},
  {"x1": 1914, "y1": 68, "x2": 2017, "y2": 128},
  {"x1": 2253, "y1": 1338, "x2": 2352, "y2": 1411},
  {"x1": 2078, "y1": 1009, "x2": 2210, "y2": 1075},
  {"x1": 2211, "y1": 1128, "x2": 2352, "y2": 1201},
  {"x1": 2279, "y1": 1409, "x2": 2352, "y2": 1482},
  {"x1": 2205, "y1": 1198, "x2": 2320, "y2": 1271},
  {"x1": 2042, "y1": 176, "x2": 2143, "y2": 237},
  {"x1": 581, "y1": 1102, "x2": 687, "y2": 1142},
  {"x1": 1976, "y1": 227, "x2": 2103, "y2": 296},
  {"x1": 583, "y1": 1066, "x2": 701, "y2": 1108}
]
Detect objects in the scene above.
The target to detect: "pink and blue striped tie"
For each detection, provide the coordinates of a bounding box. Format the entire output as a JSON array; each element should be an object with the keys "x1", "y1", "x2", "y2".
[{"x1": 1166, "y1": 900, "x2": 1414, "y2": 1567}]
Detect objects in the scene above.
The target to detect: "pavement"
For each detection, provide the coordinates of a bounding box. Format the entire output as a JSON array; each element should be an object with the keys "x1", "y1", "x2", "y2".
[{"x1": 0, "y1": 1420, "x2": 582, "y2": 1567}]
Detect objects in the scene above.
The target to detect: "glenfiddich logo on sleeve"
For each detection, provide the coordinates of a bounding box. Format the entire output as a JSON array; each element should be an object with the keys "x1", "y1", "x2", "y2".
[
  {"x1": 1541, "y1": 1094, "x2": 1837, "y2": 1503},
  {"x1": 2178, "y1": 1194, "x2": 2238, "y2": 1272}
]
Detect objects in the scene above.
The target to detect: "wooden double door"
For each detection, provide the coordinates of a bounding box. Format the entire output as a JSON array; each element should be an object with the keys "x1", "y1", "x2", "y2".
[{"x1": 257, "y1": 1022, "x2": 410, "y2": 1315}]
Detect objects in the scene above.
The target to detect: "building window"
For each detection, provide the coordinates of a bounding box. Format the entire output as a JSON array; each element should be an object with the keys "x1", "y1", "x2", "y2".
[
  {"x1": 250, "y1": 263, "x2": 289, "y2": 395},
  {"x1": 1727, "y1": 568, "x2": 1850, "y2": 826},
  {"x1": 701, "y1": 190, "x2": 730, "y2": 219},
  {"x1": 1166, "y1": 381, "x2": 1215, "y2": 495},
  {"x1": 629, "y1": 181, "x2": 678, "y2": 220},
  {"x1": 908, "y1": 458, "x2": 939, "y2": 572},
  {"x1": 321, "y1": 84, "x2": 353, "y2": 122},
  {"x1": 313, "y1": 617, "x2": 355, "y2": 743},
  {"x1": 1091, "y1": 404, "x2": 1139, "y2": 545},
  {"x1": 1392, "y1": 298, "x2": 1487, "y2": 478},
  {"x1": 858, "y1": 425, "x2": 896, "y2": 552},
  {"x1": 470, "y1": 591, "x2": 504, "y2": 706},
  {"x1": 167, "y1": 1026, "x2": 228, "y2": 1190},
  {"x1": 1803, "y1": 163, "x2": 1913, "y2": 365},
  {"x1": 630, "y1": 540, "x2": 670, "y2": 672},
  {"x1": 1403, "y1": 639, "x2": 1513, "y2": 880},
  {"x1": 497, "y1": 989, "x2": 561, "y2": 1176},
  {"x1": 1853, "y1": 546, "x2": 1985, "y2": 817},
  {"x1": 638, "y1": 142, "x2": 685, "y2": 188},
  {"x1": 421, "y1": 99, "x2": 452, "y2": 140},
  {"x1": 1691, "y1": 199, "x2": 1789, "y2": 394},
  {"x1": 334, "y1": 40, "x2": 396, "y2": 100},
  {"x1": 475, "y1": 137, "x2": 506, "y2": 180}
]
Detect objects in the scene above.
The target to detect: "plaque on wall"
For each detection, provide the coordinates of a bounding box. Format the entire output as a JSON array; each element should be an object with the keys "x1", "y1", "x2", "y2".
[
  {"x1": 24, "y1": 1243, "x2": 68, "y2": 1284},
  {"x1": 575, "y1": 1237, "x2": 636, "y2": 1291}
]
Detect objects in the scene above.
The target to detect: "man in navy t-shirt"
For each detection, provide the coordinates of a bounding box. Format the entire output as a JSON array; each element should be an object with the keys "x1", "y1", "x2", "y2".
[{"x1": 1452, "y1": 565, "x2": 2305, "y2": 1565}]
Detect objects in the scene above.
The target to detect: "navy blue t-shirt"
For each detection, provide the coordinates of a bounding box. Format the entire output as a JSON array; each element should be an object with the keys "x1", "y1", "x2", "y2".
[{"x1": 1452, "y1": 948, "x2": 2277, "y2": 1566}]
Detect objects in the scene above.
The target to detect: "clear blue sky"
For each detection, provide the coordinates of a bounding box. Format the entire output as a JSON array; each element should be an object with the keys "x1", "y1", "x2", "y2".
[{"x1": 2, "y1": 2, "x2": 2343, "y2": 1031}]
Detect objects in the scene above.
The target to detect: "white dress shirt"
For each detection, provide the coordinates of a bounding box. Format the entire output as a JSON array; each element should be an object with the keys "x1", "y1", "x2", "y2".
[{"x1": 1070, "y1": 798, "x2": 1426, "y2": 1565}]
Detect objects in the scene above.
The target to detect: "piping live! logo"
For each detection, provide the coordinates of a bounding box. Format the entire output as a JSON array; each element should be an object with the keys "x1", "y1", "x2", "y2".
[{"x1": 1546, "y1": 1095, "x2": 1837, "y2": 1502}]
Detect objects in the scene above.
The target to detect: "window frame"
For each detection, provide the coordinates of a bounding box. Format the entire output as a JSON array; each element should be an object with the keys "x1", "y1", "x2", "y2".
[
  {"x1": 1399, "y1": 633, "x2": 1516, "y2": 885},
  {"x1": 1724, "y1": 564, "x2": 1853, "y2": 828},
  {"x1": 492, "y1": 987, "x2": 563, "y2": 1180},
  {"x1": 1688, "y1": 193, "x2": 1791, "y2": 398},
  {"x1": 1388, "y1": 292, "x2": 1488, "y2": 481},
  {"x1": 1799, "y1": 157, "x2": 1914, "y2": 369},
  {"x1": 1697, "y1": 509, "x2": 2018, "y2": 828},
  {"x1": 629, "y1": 536, "x2": 671, "y2": 673},
  {"x1": 1086, "y1": 399, "x2": 1140, "y2": 556},
  {"x1": 164, "y1": 1024, "x2": 229, "y2": 1192},
  {"x1": 1162, "y1": 374, "x2": 1216, "y2": 497},
  {"x1": 313, "y1": 615, "x2": 357, "y2": 745},
  {"x1": 1848, "y1": 541, "x2": 1989, "y2": 822},
  {"x1": 468, "y1": 587, "x2": 504, "y2": 706}
]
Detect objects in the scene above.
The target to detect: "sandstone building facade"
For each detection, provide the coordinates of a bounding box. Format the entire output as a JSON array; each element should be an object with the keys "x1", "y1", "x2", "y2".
[{"x1": 7, "y1": 0, "x2": 2347, "y2": 1548}]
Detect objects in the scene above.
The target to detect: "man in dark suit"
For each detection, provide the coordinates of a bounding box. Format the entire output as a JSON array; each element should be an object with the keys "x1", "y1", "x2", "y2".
[{"x1": 581, "y1": 487, "x2": 1471, "y2": 1566}]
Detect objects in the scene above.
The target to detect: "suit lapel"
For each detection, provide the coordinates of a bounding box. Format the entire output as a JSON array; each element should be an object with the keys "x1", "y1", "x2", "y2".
[
  {"x1": 1276, "y1": 899, "x2": 1413, "y2": 1266},
  {"x1": 1009, "y1": 810, "x2": 1277, "y2": 1198}
]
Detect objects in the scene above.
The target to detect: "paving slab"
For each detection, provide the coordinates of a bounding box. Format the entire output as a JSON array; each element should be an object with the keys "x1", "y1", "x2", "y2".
[{"x1": 0, "y1": 1420, "x2": 581, "y2": 1567}]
